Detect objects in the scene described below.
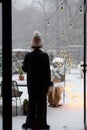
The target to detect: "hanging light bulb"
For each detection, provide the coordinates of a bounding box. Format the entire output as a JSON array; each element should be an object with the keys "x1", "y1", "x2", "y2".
[
  {"x1": 80, "y1": 6, "x2": 82, "y2": 12},
  {"x1": 47, "y1": 19, "x2": 50, "y2": 25},
  {"x1": 61, "y1": 32, "x2": 64, "y2": 36},
  {"x1": 47, "y1": 21, "x2": 50, "y2": 25},
  {"x1": 60, "y1": 3, "x2": 64, "y2": 11},
  {"x1": 69, "y1": 22, "x2": 72, "y2": 27},
  {"x1": 61, "y1": 6, "x2": 63, "y2": 10}
]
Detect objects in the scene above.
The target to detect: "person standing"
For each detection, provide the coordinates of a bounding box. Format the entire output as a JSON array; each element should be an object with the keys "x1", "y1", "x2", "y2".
[{"x1": 22, "y1": 31, "x2": 53, "y2": 130}]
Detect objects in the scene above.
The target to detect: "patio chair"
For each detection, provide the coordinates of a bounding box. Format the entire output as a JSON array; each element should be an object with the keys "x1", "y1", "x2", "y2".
[{"x1": 1, "y1": 80, "x2": 23, "y2": 116}]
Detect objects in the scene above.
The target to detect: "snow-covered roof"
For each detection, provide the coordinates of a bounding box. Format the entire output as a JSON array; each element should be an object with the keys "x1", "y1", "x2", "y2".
[
  {"x1": 52, "y1": 57, "x2": 64, "y2": 64},
  {"x1": 12, "y1": 49, "x2": 31, "y2": 52}
]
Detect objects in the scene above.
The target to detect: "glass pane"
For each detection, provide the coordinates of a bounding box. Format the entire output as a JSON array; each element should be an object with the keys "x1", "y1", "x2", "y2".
[
  {"x1": 0, "y1": 3, "x2": 2, "y2": 130},
  {"x1": 12, "y1": 1, "x2": 84, "y2": 130}
]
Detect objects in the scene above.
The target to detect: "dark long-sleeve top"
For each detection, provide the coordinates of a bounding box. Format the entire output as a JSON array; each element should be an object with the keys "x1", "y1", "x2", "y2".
[{"x1": 22, "y1": 49, "x2": 53, "y2": 96}]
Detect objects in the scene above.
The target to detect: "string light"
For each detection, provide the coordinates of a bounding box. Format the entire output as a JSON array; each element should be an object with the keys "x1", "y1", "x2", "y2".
[
  {"x1": 61, "y1": 32, "x2": 64, "y2": 36},
  {"x1": 47, "y1": 19, "x2": 50, "y2": 25},
  {"x1": 59, "y1": 49, "x2": 73, "y2": 73},
  {"x1": 60, "y1": 1, "x2": 83, "y2": 38},
  {"x1": 69, "y1": 22, "x2": 72, "y2": 27},
  {"x1": 60, "y1": 3, "x2": 64, "y2": 11},
  {"x1": 46, "y1": 0, "x2": 83, "y2": 29},
  {"x1": 43, "y1": 0, "x2": 84, "y2": 45},
  {"x1": 80, "y1": 6, "x2": 82, "y2": 12},
  {"x1": 47, "y1": 0, "x2": 65, "y2": 22}
]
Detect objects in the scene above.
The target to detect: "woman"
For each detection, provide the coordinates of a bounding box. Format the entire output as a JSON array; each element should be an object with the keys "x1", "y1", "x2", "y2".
[{"x1": 22, "y1": 31, "x2": 53, "y2": 130}]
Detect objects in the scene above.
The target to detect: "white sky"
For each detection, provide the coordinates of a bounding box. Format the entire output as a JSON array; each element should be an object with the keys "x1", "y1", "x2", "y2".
[
  {"x1": 13, "y1": 0, "x2": 33, "y2": 10},
  {"x1": 13, "y1": 0, "x2": 81, "y2": 10}
]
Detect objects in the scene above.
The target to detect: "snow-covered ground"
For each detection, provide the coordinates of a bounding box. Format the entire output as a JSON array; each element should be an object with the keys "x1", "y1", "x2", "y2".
[
  {"x1": 0, "y1": 67, "x2": 85, "y2": 106},
  {"x1": 0, "y1": 67, "x2": 87, "y2": 130},
  {"x1": 12, "y1": 67, "x2": 85, "y2": 106},
  {"x1": 0, "y1": 67, "x2": 86, "y2": 108}
]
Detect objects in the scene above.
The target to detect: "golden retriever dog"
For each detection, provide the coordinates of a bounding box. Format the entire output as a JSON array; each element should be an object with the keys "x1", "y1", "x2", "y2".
[{"x1": 48, "y1": 86, "x2": 63, "y2": 107}]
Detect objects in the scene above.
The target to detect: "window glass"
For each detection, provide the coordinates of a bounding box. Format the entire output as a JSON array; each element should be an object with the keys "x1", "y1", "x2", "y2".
[{"x1": 12, "y1": 1, "x2": 85, "y2": 129}]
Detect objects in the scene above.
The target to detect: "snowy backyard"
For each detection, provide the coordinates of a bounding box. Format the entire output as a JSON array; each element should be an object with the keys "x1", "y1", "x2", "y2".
[
  {"x1": 0, "y1": 67, "x2": 86, "y2": 130},
  {"x1": 0, "y1": 52, "x2": 86, "y2": 130},
  {"x1": 12, "y1": 67, "x2": 87, "y2": 130},
  {"x1": 11, "y1": 67, "x2": 85, "y2": 106}
]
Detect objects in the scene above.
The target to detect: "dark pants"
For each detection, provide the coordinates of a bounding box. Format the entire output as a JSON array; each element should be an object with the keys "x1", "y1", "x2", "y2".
[{"x1": 26, "y1": 94, "x2": 47, "y2": 129}]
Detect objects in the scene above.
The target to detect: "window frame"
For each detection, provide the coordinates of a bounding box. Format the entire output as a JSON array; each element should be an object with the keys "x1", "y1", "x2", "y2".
[
  {"x1": 2, "y1": 1, "x2": 12, "y2": 130},
  {"x1": 0, "y1": 0, "x2": 87, "y2": 130}
]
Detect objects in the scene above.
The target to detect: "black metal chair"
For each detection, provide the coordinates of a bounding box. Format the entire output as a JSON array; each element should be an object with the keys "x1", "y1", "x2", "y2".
[{"x1": 1, "y1": 80, "x2": 23, "y2": 116}]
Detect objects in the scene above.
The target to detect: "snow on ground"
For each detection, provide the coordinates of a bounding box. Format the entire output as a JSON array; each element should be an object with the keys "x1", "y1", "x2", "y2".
[
  {"x1": 0, "y1": 67, "x2": 86, "y2": 130},
  {"x1": 0, "y1": 67, "x2": 86, "y2": 106},
  {"x1": 12, "y1": 67, "x2": 85, "y2": 106}
]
